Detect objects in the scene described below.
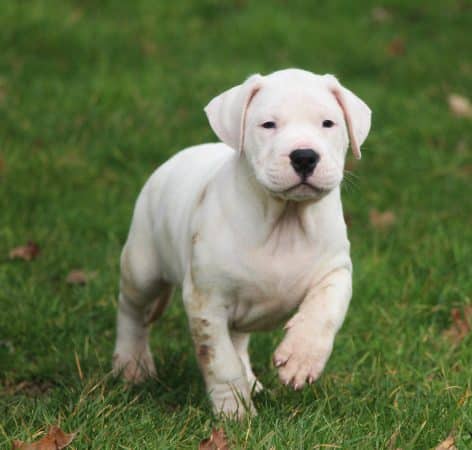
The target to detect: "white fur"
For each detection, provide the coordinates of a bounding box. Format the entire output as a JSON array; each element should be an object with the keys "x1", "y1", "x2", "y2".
[{"x1": 113, "y1": 69, "x2": 371, "y2": 418}]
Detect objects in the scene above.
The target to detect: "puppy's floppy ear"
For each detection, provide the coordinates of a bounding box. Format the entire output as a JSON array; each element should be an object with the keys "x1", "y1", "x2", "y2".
[
  {"x1": 324, "y1": 74, "x2": 371, "y2": 160},
  {"x1": 204, "y1": 74, "x2": 264, "y2": 153}
]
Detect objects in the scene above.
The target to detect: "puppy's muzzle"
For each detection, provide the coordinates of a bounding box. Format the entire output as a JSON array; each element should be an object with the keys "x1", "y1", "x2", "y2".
[{"x1": 289, "y1": 149, "x2": 320, "y2": 178}]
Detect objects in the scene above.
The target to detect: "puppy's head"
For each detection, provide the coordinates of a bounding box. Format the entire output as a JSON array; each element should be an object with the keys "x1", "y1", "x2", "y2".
[{"x1": 205, "y1": 69, "x2": 371, "y2": 201}]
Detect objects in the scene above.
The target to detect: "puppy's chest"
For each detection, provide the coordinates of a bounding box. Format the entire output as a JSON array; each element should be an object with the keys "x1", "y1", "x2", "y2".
[
  {"x1": 192, "y1": 204, "x2": 342, "y2": 331},
  {"x1": 229, "y1": 245, "x2": 318, "y2": 331}
]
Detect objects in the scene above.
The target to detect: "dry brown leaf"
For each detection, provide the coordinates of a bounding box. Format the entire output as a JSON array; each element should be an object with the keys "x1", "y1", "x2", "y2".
[
  {"x1": 372, "y1": 6, "x2": 392, "y2": 23},
  {"x1": 369, "y1": 209, "x2": 396, "y2": 230},
  {"x1": 9, "y1": 241, "x2": 40, "y2": 261},
  {"x1": 435, "y1": 434, "x2": 457, "y2": 450},
  {"x1": 5, "y1": 379, "x2": 54, "y2": 397},
  {"x1": 199, "y1": 428, "x2": 230, "y2": 450},
  {"x1": 66, "y1": 9, "x2": 83, "y2": 25},
  {"x1": 12, "y1": 426, "x2": 76, "y2": 450},
  {"x1": 456, "y1": 163, "x2": 472, "y2": 178},
  {"x1": 141, "y1": 40, "x2": 158, "y2": 56},
  {"x1": 442, "y1": 305, "x2": 472, "y2": 346},
  {"x1": 448, "y1": 94, "x2": 472, "y2": 118},
  {"x1": 386, "y1": 37, "x2": 405, "y2": 56},
  {"x1": 66, "y1": 269, "x2": 97, "y2": 285}
]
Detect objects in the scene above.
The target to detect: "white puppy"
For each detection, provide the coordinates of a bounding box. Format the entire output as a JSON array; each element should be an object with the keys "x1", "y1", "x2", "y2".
[{"x1": 113, "y1": 68, "x2": 371, "y2": 417}]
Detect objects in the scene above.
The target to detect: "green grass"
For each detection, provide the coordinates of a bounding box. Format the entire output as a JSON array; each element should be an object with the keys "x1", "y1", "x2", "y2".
[{"x1": 1, "y1": 0, "x2": 471, "y2": 448}]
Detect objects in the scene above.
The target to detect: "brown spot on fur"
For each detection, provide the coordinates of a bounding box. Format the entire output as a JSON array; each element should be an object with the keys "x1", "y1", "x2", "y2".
[
  {"x1": 196, "y1": 186, "x2": 208, "y2": 207},
  {"x1": 191, "y1": 317, "x2": 213, "y2": 366},
  {"x1": 197, "y1": 344, "x2": 213, "y2": 364},
  {"x1": 192, "y1": 232, "x2": 200, "y2": 245},
  {"x1": 191, "y1": 317, "x2": 211, "y2": 342}
]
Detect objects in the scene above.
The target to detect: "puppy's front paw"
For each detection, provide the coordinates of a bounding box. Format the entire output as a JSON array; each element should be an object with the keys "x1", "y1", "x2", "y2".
[
  {"x1": 212, "y1": 394, "x2": 257, "y2": 419},
  {"x1": 273, "y1": 328, "x2": 333, "y2": 390},
  {"x1": 210, "y1": 379, "x2": 256, "y2": 419},
  {"x1": 113, "y1": 348, "x2": 156, "y2": 383}
]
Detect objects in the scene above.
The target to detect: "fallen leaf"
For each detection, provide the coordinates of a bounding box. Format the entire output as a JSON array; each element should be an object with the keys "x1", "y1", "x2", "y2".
[
  {"x1": 12, "y1": 426, "x2": 76, "y2": 450},
  {"x1": 372, "y1": 6, "x2": 392, "y2": 23},
  {"x1": 66, "y1": 269, "x2": 97, "y2": 285},
  {"x1": 199, "y1": 428, "x2": 230, "y2": 450},
  {"x1": 435, "y1": 434, "x2": 457, "y2": 450},
  {"x1": 369, "y1": 209, "x2": 396, "y2": 230},
  {"x1": 66, "y1": 9, "x2": 83, "y2": 25},
  {"x1": 9, "y1": 241, "x2": 40, "y2": 261},
  {"x1": 141, "y1": 39, "x2": 157, "y2": 56},
  {"x1": 456, "y1": 163, "x2": 472, "y2": 178},
  {"x1": 4, "y1": 379, "x2": 54, "y2": 396},
  {"x1": 442, "y1": 305, "x2": 472, "y2": 346},
  {"x1": 448, "y1": 94, "x2": 472, "y2": 118},
  {"x1": 386, "y1": 37, "x2": 405, "y2": 56}
]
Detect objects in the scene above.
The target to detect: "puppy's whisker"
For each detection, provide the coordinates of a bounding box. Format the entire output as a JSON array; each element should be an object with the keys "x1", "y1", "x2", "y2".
[
  {"x1": 342, "y1": 179, "x2": 360, "y2": 194},
  {"x1": 343, "y1": 170, "x2": 360, "y2": 180},
  {"x1": 343, "y1": 171, "x2": 360, "y2": 183},
  {"x1": 343, "y1": 176, "x2": 359, "y2": 187}
]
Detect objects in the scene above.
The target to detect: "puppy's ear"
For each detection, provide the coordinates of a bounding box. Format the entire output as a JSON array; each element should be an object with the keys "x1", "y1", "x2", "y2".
[
  {"x1": 324, "y1": 74, "x2": 371, "y2": 160},
  {"x1": 204, "y1": 74, "x2": 264, "y2": 153}
]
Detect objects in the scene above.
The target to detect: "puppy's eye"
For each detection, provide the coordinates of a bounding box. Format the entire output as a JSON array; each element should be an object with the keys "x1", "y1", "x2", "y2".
[
  {"x1": 322, "y1": 119, "x2": 335, "y2": 128},
  {"x1": 261, "y1": 121, "x2": 276, "y2": 129}
]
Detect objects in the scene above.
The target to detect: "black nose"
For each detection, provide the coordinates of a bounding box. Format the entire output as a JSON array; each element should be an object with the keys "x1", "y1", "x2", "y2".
[{"x1": 289, "y1": 149, "x2": 320, "y2": 178}]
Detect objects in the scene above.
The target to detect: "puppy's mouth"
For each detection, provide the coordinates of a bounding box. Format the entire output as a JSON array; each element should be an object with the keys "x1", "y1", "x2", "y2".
[
  {"x1": 284, "y1": 182, "x2": 327, "y2": 195},
  {"x1": 266, "y1": 181, "x2": 329, "y2": 201}
]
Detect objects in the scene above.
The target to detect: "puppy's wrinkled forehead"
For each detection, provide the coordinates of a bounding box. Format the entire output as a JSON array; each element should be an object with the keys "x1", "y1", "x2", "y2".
[
  {"x1": 249, "y1": 70, "x2": 340, "y2": 118},
  {"x1": 249, "y1": 83, "x2": 342, "y2": 122}
]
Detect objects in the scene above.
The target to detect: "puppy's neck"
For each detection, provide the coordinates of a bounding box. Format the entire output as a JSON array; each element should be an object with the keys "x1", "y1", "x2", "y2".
[
  {"x1": 230, "y1": 153, "x2": 321, "y2": 244},
  {"x1": 234, "y1": 153, "x2": 315, "y2": 217}
]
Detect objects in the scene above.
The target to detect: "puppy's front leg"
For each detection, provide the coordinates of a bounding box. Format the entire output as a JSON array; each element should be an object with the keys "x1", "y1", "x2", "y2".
[
  {"x1": 183, "y1": 287, "x2": 255, "y2": 418},
  {"x1": 274, "y1": 267, "x2": 352, "y2": 389}
]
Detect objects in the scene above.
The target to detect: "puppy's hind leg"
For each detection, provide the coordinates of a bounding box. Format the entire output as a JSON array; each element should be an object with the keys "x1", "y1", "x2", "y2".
[
  {"x1": 113, "y1": 201, "x2": 174, "y2": 383},
  {"x1": 113, "y1": 247, "x2": 173, "y2": 383}
]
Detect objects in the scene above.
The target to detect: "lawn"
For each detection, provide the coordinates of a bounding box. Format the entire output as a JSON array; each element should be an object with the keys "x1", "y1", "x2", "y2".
[{"x1": 0, "y1": 0, "x2": 471, "y2": 448}]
